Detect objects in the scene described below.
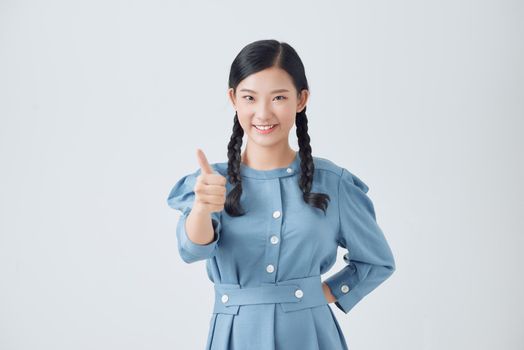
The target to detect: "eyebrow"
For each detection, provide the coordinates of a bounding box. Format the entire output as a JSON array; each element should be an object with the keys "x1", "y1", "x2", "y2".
[{"x1": 239, "y1": 88, "x2": 290, "y2": 94}]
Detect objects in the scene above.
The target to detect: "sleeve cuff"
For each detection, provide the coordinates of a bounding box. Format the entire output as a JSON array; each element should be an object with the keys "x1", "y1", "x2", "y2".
[
  {"x1": 324, "y1": 262, "x2": 372, "y2": 314},
  {"x1": 176, "y1": 211, "x2": 220, "y2": 263}
]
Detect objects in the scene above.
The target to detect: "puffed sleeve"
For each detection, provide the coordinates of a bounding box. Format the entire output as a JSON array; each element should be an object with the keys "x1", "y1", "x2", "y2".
[
  {"x1": 324, "y1": 168, "x2": 396, "y2": 314},
  {"x1": 166, "y1": 167, "x2": 222, "y2": 264}
]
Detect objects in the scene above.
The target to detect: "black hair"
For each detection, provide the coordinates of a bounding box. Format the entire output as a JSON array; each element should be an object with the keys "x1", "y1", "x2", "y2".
[{"x1": 225, "y1": 39, "x2": 330, "y2": 217}]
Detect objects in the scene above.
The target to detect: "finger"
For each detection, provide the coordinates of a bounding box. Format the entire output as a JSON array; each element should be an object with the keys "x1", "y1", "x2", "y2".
[
  {"x1": 197, "y1": 148, "x2": 215, "y2": 175},
  {"x1": 195, "y1": 183, "x2": 227, "y2": 196},
  {"x1": 196, "y1": 193, "x2": 226, "y2": 206},
  {"x1": 198, "y1": 173, "x2": 227, "y2": 186}
]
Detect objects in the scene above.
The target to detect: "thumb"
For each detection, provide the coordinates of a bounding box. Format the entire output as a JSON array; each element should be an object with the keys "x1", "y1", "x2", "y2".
[{"x1": 196, "y1": 148, "x2": 215, "y2": 175}]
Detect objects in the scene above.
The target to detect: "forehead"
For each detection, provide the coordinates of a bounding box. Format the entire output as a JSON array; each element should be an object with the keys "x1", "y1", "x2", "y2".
[{"x1": 238, "y1": 67, "x2": 295, "y2": 93}]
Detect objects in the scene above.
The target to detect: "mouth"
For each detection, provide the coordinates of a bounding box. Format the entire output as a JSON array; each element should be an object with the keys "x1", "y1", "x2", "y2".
[
  {"x1": 252, "y1": 124, "x2": 278, "y2": 134},
  {"x1": 253, "y1": 124, "x2": 277, "y2": 130}
]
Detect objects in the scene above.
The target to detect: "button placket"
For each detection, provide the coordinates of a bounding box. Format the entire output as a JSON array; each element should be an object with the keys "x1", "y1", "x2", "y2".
[{"x1": 263, "y1": 178, "x2": 283, "y2": 283}]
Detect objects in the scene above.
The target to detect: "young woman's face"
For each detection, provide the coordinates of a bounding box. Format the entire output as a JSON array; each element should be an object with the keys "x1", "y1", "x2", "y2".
[{"x1": 228, "y1": 66, "x2": 309, "y2": 148}]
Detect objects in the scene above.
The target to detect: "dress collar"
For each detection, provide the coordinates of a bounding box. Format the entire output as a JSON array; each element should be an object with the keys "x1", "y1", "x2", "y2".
[{"x1": 240, "y1": 151, "x2": 301, "y2": 179}]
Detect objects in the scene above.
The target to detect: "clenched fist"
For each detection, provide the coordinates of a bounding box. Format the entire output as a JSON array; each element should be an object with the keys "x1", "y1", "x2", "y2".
[{"x1": 193, "y1": 149, "x2": 227, "y2": 215}]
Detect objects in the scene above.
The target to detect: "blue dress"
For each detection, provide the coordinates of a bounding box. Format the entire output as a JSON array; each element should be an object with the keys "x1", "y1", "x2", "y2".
[{"x1": 166, "y1": 151, "x2": 396, "y2": 350}]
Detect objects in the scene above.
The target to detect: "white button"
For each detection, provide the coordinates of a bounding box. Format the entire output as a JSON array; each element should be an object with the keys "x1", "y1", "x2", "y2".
[
  {"x1": 272, "y1": 210, "x2": 281, "y2": 218},
  {"x1": 221, "y1": 294, "x2": 229, "y2": 303},
  {"x1": 295, "y1": 289, "x2": 303, "y2": 298},
  {"x1": 266, "y1": 264, "x2": 275, "y2": 273},
  {"x1": 341, "y1": 284, "x2": 349, "y2": 293},
  {"x1": 270, "y1": 235, "x2": 279, "y2": 244},
  {"x1": 286, "y1": 168, "x2": 293, "y2": 173}
]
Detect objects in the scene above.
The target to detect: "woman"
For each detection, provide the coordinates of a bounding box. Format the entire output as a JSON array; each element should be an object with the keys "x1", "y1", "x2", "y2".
[{"x1": 167, "y1": 39, "x2": 396, "y2": 350}]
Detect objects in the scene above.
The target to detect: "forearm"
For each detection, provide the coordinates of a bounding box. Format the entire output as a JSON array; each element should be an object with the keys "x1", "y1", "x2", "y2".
[{"x1": 185, "y1": 205, "x2": 216, "y2": 245}]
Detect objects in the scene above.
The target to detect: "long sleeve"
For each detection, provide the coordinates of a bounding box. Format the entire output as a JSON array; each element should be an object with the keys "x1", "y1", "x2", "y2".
[
  {"x1": 166, "y1": 167, "x2": 222, "y2": 264},
  {"x1": 324, "y1": 168, "x2": 396, "y2": 314}
]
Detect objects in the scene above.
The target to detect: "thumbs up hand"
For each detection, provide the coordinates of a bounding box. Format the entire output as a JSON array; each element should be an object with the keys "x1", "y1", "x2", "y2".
[{"x1": 193, "y1": 149, "x2": 227, "y2": 215}]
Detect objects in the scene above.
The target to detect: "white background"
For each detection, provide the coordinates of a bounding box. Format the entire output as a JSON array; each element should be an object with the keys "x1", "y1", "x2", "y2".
[{"x1": 1, "y1": 0, "x2": 523, "y2": 349}]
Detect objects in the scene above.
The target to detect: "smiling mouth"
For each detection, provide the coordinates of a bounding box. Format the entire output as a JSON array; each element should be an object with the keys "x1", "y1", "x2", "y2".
[{"x1": 253, "y1": 124, "x2": 278, "y2": 130}]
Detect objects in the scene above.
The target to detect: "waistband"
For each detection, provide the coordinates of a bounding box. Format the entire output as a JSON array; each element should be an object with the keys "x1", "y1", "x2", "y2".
[{"x1": 213, "y1": 274, "x2": 327, "y2": 315}]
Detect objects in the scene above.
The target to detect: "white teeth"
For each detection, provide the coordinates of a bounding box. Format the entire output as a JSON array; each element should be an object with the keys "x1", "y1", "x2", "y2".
[{"x1": 254, "y1": 124, "x2": 275, "y2": 130}]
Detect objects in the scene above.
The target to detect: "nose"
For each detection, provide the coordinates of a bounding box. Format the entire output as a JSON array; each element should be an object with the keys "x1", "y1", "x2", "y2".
[{"x1": 253, "y1": 100, "x2": 274, "y2": 122}]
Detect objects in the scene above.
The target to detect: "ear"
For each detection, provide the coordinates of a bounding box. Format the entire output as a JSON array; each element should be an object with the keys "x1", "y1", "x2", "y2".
[
  {"x1": 227, "y1": 88, "x2": 237, "y2": 110},
  {"x1": 296, "y1": 89, "x2": 309, "y2": 113}
]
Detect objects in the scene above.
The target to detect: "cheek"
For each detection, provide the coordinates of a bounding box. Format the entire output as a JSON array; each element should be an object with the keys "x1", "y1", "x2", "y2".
[
  {"x1": 237, "y1": 114, "x2": 258, "y2": 135},
  {"x1": 276, "y1": 106, "x2": 297, "y2": 128},
  {"x1": 278, "y1": 102, "x2": 298, "y2": 116},
  {"x1": 235, "y1": 108, "x2": 251, "y2": 125}
]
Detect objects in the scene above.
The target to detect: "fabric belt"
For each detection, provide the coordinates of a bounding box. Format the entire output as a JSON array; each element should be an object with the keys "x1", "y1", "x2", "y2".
[{"x1": 213, "y1": 274, "x2": 327, "y2": 315}]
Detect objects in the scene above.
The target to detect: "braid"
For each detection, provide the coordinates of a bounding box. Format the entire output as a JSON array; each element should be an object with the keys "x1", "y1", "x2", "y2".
[
  {"x1": 225, "y1": 112, "x2": 247, "y2": 216},
  {"x1": 296, "y1": 106, "x2": 331, "y2": 215}
]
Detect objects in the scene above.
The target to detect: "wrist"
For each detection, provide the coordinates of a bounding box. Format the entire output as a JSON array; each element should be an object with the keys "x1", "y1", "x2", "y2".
[
  {"x1": 192, "y1": 203, "x2": 211, "y2": 216},
  {"x1": 322, "y1": 282, "x2": 337, "y2": 303}
]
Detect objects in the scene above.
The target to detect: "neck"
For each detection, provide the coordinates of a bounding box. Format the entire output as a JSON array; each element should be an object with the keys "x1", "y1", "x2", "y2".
[{"x1": 241, "y1": 143, "x2": 296, "y2": 171}]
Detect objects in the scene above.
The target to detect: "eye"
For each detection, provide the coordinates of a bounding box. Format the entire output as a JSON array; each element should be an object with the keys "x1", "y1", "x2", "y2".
[{"x1": 241, "y1": 95, "x2": 287, "y2": 102}]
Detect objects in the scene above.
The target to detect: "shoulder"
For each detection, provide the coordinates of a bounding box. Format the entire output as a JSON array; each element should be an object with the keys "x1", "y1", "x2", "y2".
[
  {"x1": 312, "y1": 155, "x2": 369, "y2": 194},
  {"x1": 311, "y1": 155, "x2": 341, "y2": 176},
  {"x1": 210, "y1": 161, "x2": 228, "y2": 177}
]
